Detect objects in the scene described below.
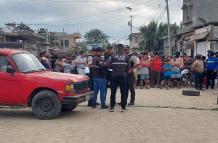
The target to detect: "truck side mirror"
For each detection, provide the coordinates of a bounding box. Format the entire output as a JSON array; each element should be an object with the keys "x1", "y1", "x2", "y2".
[{"x1": 6, "y1": 65, "x2": 15, "y2": 74}]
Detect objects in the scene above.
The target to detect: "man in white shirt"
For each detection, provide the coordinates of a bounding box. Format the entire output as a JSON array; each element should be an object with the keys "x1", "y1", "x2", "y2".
[{"x1": 75, "y1": 51, "x2": 87, "y2": 75}]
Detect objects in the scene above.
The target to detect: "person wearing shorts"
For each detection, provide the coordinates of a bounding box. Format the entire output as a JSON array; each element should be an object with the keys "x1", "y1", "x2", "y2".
[
  {"x1": 163, "y1": 57, "x2": 172, "y2": 89},
  {"x1": 139, "y1": 53, "x2": 150, "y2": 89},
  {"x1": 171, "y1": 56, "x2": 181, "y2": 88}
]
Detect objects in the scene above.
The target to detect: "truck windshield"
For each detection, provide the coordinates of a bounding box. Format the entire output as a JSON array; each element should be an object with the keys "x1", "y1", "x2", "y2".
[{"x1": 12, "y1": 53, "x2": 46, "y2": 73}]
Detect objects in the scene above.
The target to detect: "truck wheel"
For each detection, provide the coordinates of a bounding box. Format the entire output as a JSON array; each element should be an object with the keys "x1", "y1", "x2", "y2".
[
  {"x1": 31, "y1": 90, "x2": 62, "y2": 120},
  {"x1": 62, "y1": 104, "x2": 78, "y2": 112}
]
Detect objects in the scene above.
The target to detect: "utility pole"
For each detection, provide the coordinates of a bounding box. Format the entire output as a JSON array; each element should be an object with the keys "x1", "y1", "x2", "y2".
[
  {"x1": 130, "y1": 15, "x2": 133, "y2": 38},
  {"x1": 126, "y1": 7, "x2": 133, "y2": 50},
  {"x1": 62, "y1": 28, "x2": 65, "y2": 53},
  {"x1": 166, "y1": 0, "x2": 171, "y2": 55}
]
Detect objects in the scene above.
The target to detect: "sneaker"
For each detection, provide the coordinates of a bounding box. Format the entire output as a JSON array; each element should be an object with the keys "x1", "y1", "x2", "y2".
[
  {"x1": 121, "y1": 108, "x2": 128, "y2": 112},
  {"x1": 109, "y1": 108, "x2": 114, "y2": 112},
  {"x1": 117, "y1": 102, "x2": 121, "y2": 105},
  {"x1": 128, "y1": 102, "x2": 135, "y2": 106},
  {"x1": 101, "y1": 105, "x2": 108, "y2": 109},
  {"x1": 96, "y1": 102, "x2": 100, "y2": 106},
  {"x1": 145, "y1": 86, "x2": 150, "y2": 89},
  {"x1": 87, "y1": 102, "x2": 92, "y2": 107},
  {"x1": 92, "y1": 106, "x2": 97, "y2": 109}
]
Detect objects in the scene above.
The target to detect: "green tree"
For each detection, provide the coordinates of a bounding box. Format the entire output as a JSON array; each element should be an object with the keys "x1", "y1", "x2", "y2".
[
  {"x1": 139, "y1": 21, "x2": 180, "y2": 52},
  {"x1": 84, "y1": 29, "x2": 109, "y2": 44},
  {"x1": 37, "y1": 28, "x2": 47, "y2": 35},
  {"x1": 5, "y1": 22, "x2": 34, "y2": 33}
]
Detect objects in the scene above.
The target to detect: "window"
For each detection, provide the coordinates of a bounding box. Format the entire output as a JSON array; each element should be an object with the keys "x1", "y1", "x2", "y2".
[
  {"x1": 12, "y1": 53, "x2": 45, "y2": 73},
  {"x1": 183, "y1": 4, "x2": 193, "y2": 22},
  {"x1": 61, "y1": 40, "x2": 69, "y2": 47},
  {"x1": 65, "y1": 40, "x2": 69, "y2": 47},
  {"x1": 135, "y1": 37, "x2": 139, "y2": 44},
  {"x1": 61, "y1": 40, "x2": 64, "y2": 47},
  {"x1": 0, "y1": 56, "x2": 9, "y2": 72}
]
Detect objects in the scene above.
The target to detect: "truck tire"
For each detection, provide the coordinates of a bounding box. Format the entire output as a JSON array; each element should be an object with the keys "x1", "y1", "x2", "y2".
[
  {"x1": 31, "y1": 90, "x2": 62, "y2": 120},
  {"x1": 182, "y1": 90, "x2": 200, "y2": 96},
  {"x1": 62, "y1": 104, "x2": 78, "y2": 112}
]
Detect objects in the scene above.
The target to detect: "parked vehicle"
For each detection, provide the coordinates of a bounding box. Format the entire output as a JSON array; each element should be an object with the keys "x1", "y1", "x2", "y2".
[
  {"x1": 0, "y1": 49, "x2": 93, "y2": 119},
  {"x1": 181, "y1": 67, "x2": 195, "y2": 87}
]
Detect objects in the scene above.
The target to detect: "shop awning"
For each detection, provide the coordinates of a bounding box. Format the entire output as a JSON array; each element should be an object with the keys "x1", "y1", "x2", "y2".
[{"x1": 189, "y1": 32, "x2": 209, "y2": 41}]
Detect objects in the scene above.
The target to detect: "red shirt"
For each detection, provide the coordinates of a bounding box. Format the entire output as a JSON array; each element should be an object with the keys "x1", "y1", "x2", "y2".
[{"x1": 150, "y1": 58, "x2": 162, "y2": 72}]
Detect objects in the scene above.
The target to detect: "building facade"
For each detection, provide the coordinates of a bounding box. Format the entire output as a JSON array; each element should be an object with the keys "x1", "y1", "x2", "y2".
[
  {"x1": 0, "y1": 31, "x2": 47, "y2": 57},
  {"x1": 53, "y1": 32, "x2": 81, "y2": 52},
  {"x1": 130, "y1": 33, "x2": 142, "y2": 52},
  {"x1": 178, "y1": 0, "x2": 218, "y2": 57}
]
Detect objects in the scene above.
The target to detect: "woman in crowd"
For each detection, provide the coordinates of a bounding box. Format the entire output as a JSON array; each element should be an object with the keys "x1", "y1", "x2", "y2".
[
  {"x1": 171, "y1": 55, "x2": 181, "y2": 88},
  {"x1": 162, "y1": 57, "x2": 173, "y2": 89},
  {"x1": 139, "y1": 53, "x2": 150, "y2": 89}
]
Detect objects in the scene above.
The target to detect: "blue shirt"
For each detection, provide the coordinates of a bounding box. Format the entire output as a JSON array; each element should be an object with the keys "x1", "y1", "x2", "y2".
[
  {"x1": 216, "y1": 57, "x2": 218, "y2": 70},
  {"x1": 163, "y1": 63, "x2": 172, "y2": 77},
  {"x1": 207, "y1": 57, "x2": 217, "y2": 70}
]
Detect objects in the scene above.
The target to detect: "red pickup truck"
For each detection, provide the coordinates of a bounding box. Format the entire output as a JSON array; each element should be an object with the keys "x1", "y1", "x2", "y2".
[{"x1": 0, "y1": 49, "x2": 93, "y2": 119}]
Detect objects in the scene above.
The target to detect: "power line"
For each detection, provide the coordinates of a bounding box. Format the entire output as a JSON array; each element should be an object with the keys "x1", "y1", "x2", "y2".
[{"x1": 156, "y1": 7, "x2": 167, "y2": 23}]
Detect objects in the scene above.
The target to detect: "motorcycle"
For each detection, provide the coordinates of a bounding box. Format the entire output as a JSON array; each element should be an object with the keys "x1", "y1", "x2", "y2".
[{"x1": 181, "y1": 67, "x2": 195, "y2": 87}]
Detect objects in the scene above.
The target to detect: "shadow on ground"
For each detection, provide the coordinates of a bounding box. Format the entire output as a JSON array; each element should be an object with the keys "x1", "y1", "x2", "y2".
[{"x1": 0, "y1": 107, "x2": 91, "y2": 120}]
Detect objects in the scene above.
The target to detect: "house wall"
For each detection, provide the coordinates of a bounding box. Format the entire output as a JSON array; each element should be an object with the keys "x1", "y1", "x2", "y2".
[
  {"x1": 195, "y1": 0, "x2": 218, "y2": 24},
  {"x1": 196, "y1": 41, "x2": 210, "y2": 57},
  {"x1": 183, "y1": 0, "x2": 218, "y2": 27},
  {"x1": 53, "y1": 32, "x2": 80, "y2": 51},
  {"x1": 163, "y1": 36, "x2": 176, "y2": 56},
  {"x1": 130, "y1": 33, "x2": 142, "y2": 52}
]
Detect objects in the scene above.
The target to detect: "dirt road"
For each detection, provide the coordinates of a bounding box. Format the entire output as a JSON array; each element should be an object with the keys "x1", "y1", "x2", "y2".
[{"x1": 0, "y1": 88, "x2": 218, "y2": 143}]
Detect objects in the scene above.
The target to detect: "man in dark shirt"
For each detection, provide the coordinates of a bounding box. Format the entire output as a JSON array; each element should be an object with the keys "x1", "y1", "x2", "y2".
[
  {"x1": 40, "y1": 51, "x2": 51, "y2": 70},
  {"x1": 206, "y1": 51, "x2": 217, "y2": 89},
  {"x1": 109, "y1": 44, "x2": 129, "y2": 112},
  {"x1": 104, "y1": 46, "x2": 113, "y2": 88},
  {"x1": 87, "y1": 48, "x2": 96, "y2": 107},
  {"x1": 91, "y1": 47, "x2": 107, "y2": 109},
  {"x1": 124, "y1": 47, "x2": 140, "y2": 106}
]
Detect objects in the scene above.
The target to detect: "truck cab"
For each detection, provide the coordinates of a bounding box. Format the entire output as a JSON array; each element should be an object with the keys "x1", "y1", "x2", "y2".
[{"x1": 0, "y1": 49, "x2": 93, "y2": 119}]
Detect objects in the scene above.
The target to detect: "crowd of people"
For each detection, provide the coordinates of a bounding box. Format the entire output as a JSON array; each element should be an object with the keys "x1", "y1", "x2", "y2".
[{"x1": 39, "y1": 44, "x2": 218, "y2": 112}]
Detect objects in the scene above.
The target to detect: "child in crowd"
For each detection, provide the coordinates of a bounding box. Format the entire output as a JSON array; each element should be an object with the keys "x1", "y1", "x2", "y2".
[
  {"x1": 139, "y1": 53, "x2": 150, "y2": 89},
  {"x1": 135, "y1": 53, "x2": 144, "y2": 88},
  {"x1": 162, "y1": 57, "x2": 172, "y2": 89},
  {"x1": 55, "y1": 57, "x2": 63, "y2": 72},
  {"x1": 63, "y1": 58, "x2": 72, "y2": 73},
  {"x1": 171, "y1": 56, "x2": 181, "y2": 88}
]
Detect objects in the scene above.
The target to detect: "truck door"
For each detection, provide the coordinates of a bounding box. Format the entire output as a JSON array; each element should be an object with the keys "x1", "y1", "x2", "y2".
[{"x1": 0, "y1": 55, "x2": 21, "y2": 105}]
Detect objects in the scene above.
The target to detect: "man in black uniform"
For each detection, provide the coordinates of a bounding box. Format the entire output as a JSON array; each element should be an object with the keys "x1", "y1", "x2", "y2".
[
  {"x1": 109, "y1": 44, "x2": 129, "y2": 112},
  {"x1": 124, "y1": 46, "x2": 139, "y2": 105}
]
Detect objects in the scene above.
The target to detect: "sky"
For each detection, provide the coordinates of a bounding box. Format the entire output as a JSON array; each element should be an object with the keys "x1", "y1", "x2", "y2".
[{"x1": 0, "y1": 0, "x2": 183, "y2": 44}]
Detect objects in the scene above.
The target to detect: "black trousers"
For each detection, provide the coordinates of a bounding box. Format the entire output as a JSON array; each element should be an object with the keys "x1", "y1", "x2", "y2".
[
  {"x1": 87, "y1": 73, "x2": 94, "y2": 106},
  {"x1": 206, "y1": 70, "x2": 217, "y2": 89},
  {"x1": 194, "y1": 72, "x2": 203, "y2": 90},
  {"x1": 150, "y1": 71, "x2": 161, "y2": 87},
  {"x1": 110, "y1": 76, "x2": 127, "y2": 109},
  {"x1": 127, "y1": 73, "x2": 136, "y2": 104}
]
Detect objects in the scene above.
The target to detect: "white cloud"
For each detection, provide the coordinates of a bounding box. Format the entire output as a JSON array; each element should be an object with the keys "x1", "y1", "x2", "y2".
[{"x1": 0, "y1": 0, "x2": 183, "y2": 44}]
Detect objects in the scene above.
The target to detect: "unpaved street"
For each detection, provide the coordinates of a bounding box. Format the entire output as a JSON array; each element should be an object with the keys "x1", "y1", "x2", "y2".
[{"x1": 0, "y1": 88, "x2": 218, "y2": 143}]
